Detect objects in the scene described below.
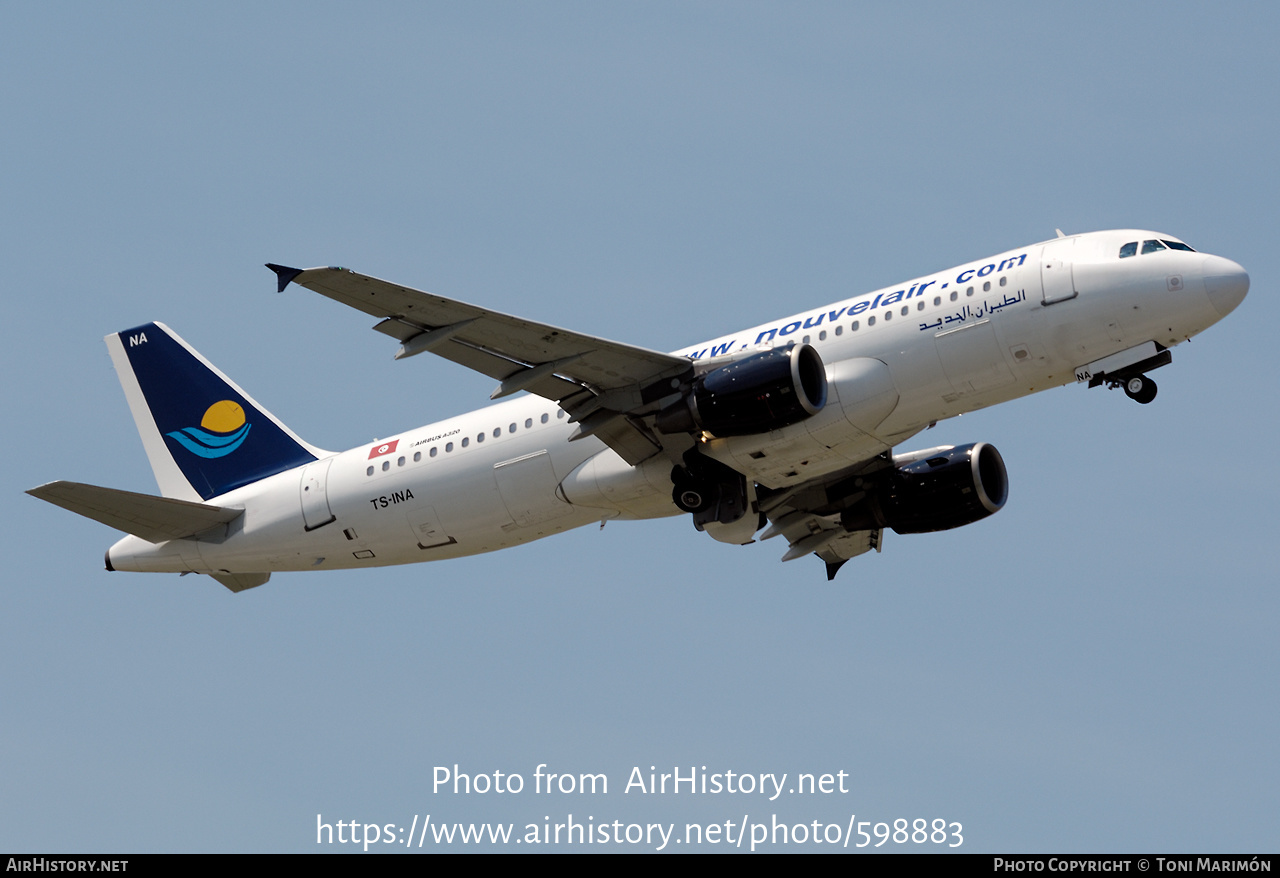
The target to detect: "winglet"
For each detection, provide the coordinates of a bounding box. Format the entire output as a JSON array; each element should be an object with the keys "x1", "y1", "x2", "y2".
[{"x1": 265, "y1": 263, "x2": 304, "y2": 293}]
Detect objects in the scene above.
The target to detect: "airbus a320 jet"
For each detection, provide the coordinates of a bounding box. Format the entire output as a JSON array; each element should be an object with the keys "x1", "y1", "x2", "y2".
[{"x1": 28, "y1": 230, "x2": 1248, "y2": 590}]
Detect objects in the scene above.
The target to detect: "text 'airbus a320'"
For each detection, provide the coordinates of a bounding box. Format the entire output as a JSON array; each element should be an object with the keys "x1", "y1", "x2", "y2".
[{"x1": 28, "y1": 230, "x2": 1248, "y2": 590}]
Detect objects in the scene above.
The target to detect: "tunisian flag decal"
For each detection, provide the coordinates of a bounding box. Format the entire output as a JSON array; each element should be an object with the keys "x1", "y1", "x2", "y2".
[{"x1": 368, "y1": 440, "x2": 399, "y2": 459}]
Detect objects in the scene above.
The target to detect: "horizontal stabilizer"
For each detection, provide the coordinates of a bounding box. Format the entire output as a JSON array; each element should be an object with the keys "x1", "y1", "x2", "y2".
[{"x1": 26, "y1": 481, "x2": 242, "y2": 543}]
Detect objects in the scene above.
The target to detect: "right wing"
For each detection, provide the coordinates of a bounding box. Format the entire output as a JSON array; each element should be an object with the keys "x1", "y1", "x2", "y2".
[
  {"x1": 760, "y1": 508, "x2": 882, "y2": 581},
  {"x1": 756, "y1": 455, "x2": 892, "y2": 580},
  {"x1": 756, "y1": 442, "x2": 988, "y2": 578},
  {"x1": 269, "y1": 265, "x2": 695, "y2": 465}
]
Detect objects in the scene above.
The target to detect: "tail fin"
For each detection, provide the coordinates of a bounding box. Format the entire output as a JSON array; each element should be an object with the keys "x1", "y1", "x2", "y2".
[{"x1": 107, "y1": 322, "x2": 327, "y2": 501}]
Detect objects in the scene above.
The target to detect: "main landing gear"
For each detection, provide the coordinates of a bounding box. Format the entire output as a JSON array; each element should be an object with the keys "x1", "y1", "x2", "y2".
[
  {"x1": 671, "y1": 453, "x2": 751, "y2": 526},
  {"x1": 672, "y1": 477, "x2": 712, "y2": 513},
  {"x1": 671, "y1": 452, "x2": 763, "y2": 546}
]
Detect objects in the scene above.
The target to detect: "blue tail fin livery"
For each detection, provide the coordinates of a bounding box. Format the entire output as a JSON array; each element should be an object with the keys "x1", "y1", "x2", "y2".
[{"x1": 106, "y1": 322, "x2": 326, "y2": 501}]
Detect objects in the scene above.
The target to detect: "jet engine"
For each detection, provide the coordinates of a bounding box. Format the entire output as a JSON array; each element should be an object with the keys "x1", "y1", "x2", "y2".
[
  {"x1": 655, "y1": 344, "x2": 827, "y2": 438},
  {"x1": 842, "y1": 442, "x2": 1008, "y2": 534}
]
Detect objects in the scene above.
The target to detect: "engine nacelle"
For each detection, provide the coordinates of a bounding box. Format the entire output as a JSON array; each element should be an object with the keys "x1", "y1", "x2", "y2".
[
  {"x1": 843, "y1": 442, "x2": 1008, "y2": 535},
  {"x1": 656, "y1": 344, "x2": 827, "y2": 438}
]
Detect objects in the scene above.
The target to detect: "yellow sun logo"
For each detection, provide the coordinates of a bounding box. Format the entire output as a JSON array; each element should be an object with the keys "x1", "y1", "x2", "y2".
[{"x1": 199, "y1": 400, "x2": 246, "y2": 433}]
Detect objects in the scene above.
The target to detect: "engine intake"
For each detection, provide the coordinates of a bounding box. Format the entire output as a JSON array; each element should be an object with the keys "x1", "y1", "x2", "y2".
[
  {"x1": 656, "y1": 344, "x2": 827, "y2": 438},
  {"x1": 843, "y1": 442, "x2": 1008, "y2": 534}
]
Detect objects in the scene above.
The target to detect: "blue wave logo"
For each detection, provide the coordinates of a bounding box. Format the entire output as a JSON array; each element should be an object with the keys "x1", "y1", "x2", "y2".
[{"x1": 166, "y1": 400, "x2": 252, "y2": 459}]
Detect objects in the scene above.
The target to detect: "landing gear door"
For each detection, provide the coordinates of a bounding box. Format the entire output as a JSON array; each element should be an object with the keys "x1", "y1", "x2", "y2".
[
  {"x1": 300, "y1": 458, "x2": 336, "y2": 531},
  {"x1": 1040, "y1": 238, "x2": 1077, "y2": 305}
]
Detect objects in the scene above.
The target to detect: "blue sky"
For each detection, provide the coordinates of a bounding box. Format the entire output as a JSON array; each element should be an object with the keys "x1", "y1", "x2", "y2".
[{"x1": 3, "y1": 3, "x2": 1276, "y2": 852}]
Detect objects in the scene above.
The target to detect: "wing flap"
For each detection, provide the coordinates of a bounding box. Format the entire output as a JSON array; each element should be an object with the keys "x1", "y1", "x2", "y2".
[
  {"x1": 815, "y1": 529, "x2": 881, "y2": 563},
  {"x1": 575, "y1": 414, "x2": 662, "y2": 465},
  {"x1": 27, "y1": 481, "x2": 242, "y2": 543}
]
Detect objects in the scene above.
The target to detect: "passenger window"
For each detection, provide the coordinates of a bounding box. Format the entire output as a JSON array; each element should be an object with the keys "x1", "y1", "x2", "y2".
[
  {"x1": 524, "y1": 418, "x2": 533, "y2": 428},
  {"x1": 1142, "y1": 239, "x2": 1167, "y2": 255},
  {"x1": 851, "y1": 321, "x2": 860, "y2": 331},
  {"x1": 366, "y1": 466, "x2": 374, "y2": 476},
  {"x1": 430, "y1": 447, "x2": 438, "y2": 458},
  {"x1": 461, "y1": 437, "x2": 469, "y2": 448},
  {"x1": 413, "y1": 452, "x2": 421, "y2": 462},
  {"x1": 508, "y1": 423, "x2": 516, "y2": 434},
  {"x1": 983, "y1": 281, "x2": 990, "y2": 292},
  {"x1": 933, "y1": 296, "x2": 941, "y2": 305},
  {"x1": 834, "y1": 325, "x2": 843, "y2": 336},
  {"x1": 1119, "y1": 242, "x2": 1138, "y2": 258},
  {"x1": 999, "y1": 276, "x2": 1007, "y2": 286},
  {"x1": 446, "y1": 442, "x2": 454, "y2": 452},
  {"x1": 476, "y1": 433, "x2": 484, "y2": 443},
  {"x1": 541, "y1": 413, "x2": 549, "y2": 424},
  {"x1": 381, "y1": 461, "x2": 390, "y2": 471},
  {"x1": 868, "y1": 316, "x2": 876, "y2": 326}
]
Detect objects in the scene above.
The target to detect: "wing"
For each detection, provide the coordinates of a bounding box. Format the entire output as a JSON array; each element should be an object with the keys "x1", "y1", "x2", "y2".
[
  {"x1": 269, "y1": 265, "x2": 692, "y2": 465},
  {"x1": 759, "y1": 507, "x2": 881, "y2": 581},
  {"x1": 756, "y1": 453, "x2": 896, "y2": 579},
  {"x1": 757, "y1": 441, "x2": 982, "y2": 578}
]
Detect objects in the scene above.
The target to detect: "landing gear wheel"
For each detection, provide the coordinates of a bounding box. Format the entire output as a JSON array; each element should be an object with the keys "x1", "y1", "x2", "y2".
[
  {"x1": 673, "y1": 482, "x2": 713, "y2": 513},
  {"x1": 1123, "y1": 375, "x2": 1157, "y2": 404}
]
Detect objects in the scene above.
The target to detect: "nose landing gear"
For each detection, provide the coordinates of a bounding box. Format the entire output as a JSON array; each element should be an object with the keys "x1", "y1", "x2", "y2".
[
  {"x1": 1079, "y1": 342, "x2": 1170, "y2": 406},
  {"x1": 1119, "y1": 374, "x2": 1157, "y2": 404}
]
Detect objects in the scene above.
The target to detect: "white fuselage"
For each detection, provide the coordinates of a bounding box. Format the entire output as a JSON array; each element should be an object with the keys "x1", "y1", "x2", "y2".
[{"x1": 107, "y1": 230, "x2": 1247, "y2": 576}]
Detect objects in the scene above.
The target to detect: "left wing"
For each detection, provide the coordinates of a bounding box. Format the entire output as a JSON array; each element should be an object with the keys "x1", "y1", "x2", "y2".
[{"x1": 269, "y1": 265, "x2": 692, "y2": 464}]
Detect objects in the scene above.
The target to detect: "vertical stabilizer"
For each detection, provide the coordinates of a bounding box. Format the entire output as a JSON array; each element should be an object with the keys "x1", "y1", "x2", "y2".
[{"x1": 106, "y1": 322, "x2": 327, "y2": 501}]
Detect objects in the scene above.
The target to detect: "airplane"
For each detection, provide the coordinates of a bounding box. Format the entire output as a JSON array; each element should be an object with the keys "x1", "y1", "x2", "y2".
[{"x1": 27, "y1": 229, "x2": 1249, "y2": 591}]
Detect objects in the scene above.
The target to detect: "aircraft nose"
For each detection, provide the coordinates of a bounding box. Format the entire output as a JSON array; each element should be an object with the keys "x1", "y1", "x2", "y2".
[{"x1": 1202, "y1": 255, "x2": 1249, "y2": 317}]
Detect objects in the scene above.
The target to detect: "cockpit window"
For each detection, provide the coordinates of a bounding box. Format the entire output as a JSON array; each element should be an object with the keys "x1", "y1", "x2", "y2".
[
  {"x1": 1141, "y1": 239, "x2": 1167, "y2": 255},
  {"x1": 1119, "y1": 242, "x2": 1138, "y2": 258},
  {"x1": 1161, "y1": 239, "x2": 1196, "y2": 252}
]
